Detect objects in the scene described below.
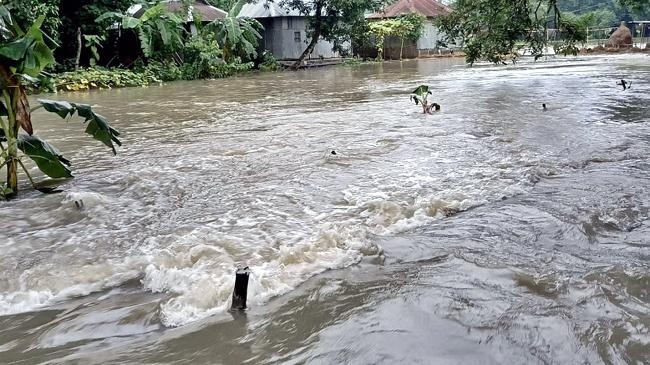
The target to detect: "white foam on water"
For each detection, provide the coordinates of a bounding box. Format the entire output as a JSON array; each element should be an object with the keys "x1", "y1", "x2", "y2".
[
  {"x1": 136, "y1": 223, "x2": 378, "y2": 327},
  {"x1": 0, "y1": 56, "x2": 583, "y2": 329},
  {"x1": 0, "y1": 257, "x2": 145, "y2": 316},
  {"x1": 0, "y1": 140, "x2": 545, "y2": 327}
]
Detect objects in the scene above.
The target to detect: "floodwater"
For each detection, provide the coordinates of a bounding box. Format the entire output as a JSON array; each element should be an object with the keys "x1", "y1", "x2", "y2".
[{"x1": 1, "y1": 55, "x2": 649, "y2": 364}]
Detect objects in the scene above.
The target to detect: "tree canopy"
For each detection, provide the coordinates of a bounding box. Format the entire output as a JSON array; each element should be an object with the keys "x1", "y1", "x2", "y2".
[{"x1": 438, "y1": 0, "x2": 650, "y2": 64}]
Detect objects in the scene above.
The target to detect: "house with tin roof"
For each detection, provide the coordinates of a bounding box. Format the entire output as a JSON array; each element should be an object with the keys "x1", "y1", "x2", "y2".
[
  {"x1": 368, "y1": 0, "x2": 452, "y2": 59},
  {"x1": 238, "y1": 1, "x2": 340, "y2": 61}
]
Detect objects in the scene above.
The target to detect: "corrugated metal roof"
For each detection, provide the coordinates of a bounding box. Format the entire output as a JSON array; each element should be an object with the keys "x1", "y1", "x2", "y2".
[
  {"x1": 132, "y1": 0, "x2": 227, "y2": 22},
  {"x1": 368, "y1": 0, "x2": 451, "y2": 19},
  {"x1": 238, "y1": 1, "x2": 314, "y2": 18}
]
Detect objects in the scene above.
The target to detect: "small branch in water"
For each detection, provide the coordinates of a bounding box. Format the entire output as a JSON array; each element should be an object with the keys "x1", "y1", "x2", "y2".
[{"x1": 16, "y1": 158, "x2": 36, "y2": 188}]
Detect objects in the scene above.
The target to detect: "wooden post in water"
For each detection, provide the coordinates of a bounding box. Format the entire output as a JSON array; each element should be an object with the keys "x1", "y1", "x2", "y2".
[{"x1": 231, "y1": 267, "x2": 250, "y2": 310}]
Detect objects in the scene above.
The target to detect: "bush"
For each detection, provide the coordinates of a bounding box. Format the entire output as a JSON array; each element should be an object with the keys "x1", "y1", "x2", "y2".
[
  {"x1": 181, "y1": 34, "x2": 227, "y2": 80},
  {"x1": 43, "y1": 34, "x2": 256, "y2": 93},
  {"x1": 208, "y1": 61, "x2": 254, "y2": 78},
  {"x1": 139, "y1": 60, "x2": 183, "y2": 82},
  {"x1": 55, "y1": 67, "x2": 160, "y2": 91},
  {"x1": 259, "y1": 50, "x2": 282, "y2": 71}
]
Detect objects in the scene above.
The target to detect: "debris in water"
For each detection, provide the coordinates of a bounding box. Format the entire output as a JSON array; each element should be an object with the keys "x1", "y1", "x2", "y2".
[
  {"x1": 331, "y1": 150, "x2": 337, "y2": 155},
  {"x1": 231, "y1": 266, "x2": 250, "y2": 310},
  {"x1": 74, "y1": 200, "x2": 84, "y2": 209},
  {"x1": 617, "y1": 79, "x2": 631, "y2": 90},
  {"x1": 542, "y1": 103, "x2": 547, "y2": 110}
]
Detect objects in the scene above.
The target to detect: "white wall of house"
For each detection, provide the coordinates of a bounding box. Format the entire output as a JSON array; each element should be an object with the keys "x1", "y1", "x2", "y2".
[
  {"x1": 263, "y1": 17, "x2": 339, "y2": 60},
  {"x1": 416, "y1": 21, "x2": 445, "y2": 50}
]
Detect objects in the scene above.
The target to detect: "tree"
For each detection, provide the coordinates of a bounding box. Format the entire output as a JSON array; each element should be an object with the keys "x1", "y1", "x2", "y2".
[
  {"x1": 0, "y1": 7, "x2": 121, "y2": 198},
  {"x1": 369, "y1": 19, "x2": 398, "y2": 60},
  {"x1": 439, "y1": 0, "x2": 650, "y2": 64},
  {"x1": 438, "y1": 0, "x2": 581, "y2": 64},
  {"x1": 369, "y1": 13, "x2": 425, "y2": 60},
  {"x1": 57, "y1": 0, "x2": 133, "y2": 69},
  {"x1": 279, "y1": 0, "x2": 387, "y2": 69},
  {"x1": 556, "y1": 0, "x2": 650, "y2": 23},
  {"x1": 2, "y1": 0, "x2": 61, "y2": 45},
  {"x1": 397, "y1": 13, "x2": 426, "y2": 60}
]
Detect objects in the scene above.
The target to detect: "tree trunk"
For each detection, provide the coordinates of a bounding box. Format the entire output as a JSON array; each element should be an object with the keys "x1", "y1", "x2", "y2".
[
  {"x1": 75, "y1": 27, "x2": 82, "y2": 71},
  {"x1": 6, "y1": 154, "x2": 17, "y2": 195},
  {"x1": 400, "y1": 37, "x2": 404, "y2": 60},
  {"x1": 291, "y1": 0, "x2": 324, "y2": 70},
  {"x1": 2, "y1": 88, "x2": 18, "y2": 196},
  {"x1": 5, "y1": 115, "x2": 18, "y2": 195}
]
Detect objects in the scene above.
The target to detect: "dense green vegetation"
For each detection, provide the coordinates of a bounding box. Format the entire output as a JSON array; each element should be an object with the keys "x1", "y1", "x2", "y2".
[
  {"x1": 558, "y1": 0, "x2": 650, "y2": 22},
  {"x1": 0, "y1": 7, "x2": 121, "y2": 197},
  {"x1": 438, "y1": 0, "x2": 650, "y2": 64},
  {"x1": 2, "y1": 0, "x2": 270, "y2": 92}
]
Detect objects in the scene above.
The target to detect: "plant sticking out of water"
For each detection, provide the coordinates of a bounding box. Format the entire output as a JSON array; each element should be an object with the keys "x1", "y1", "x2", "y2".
[
  {"x1": 410, "y1": 85, "x2": 440, "y2": 114},
  {"x1": 0, "y1": 6, "x2": 121, "y2": 199}
]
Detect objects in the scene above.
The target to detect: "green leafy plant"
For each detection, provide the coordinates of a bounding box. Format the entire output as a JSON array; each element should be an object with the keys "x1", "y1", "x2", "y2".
[
  {"x1": 369, "y1": 19, "x2": 398, "y2": 60},
  {"x1": 207, "y1": 16, "x2": 262, "y2": 63},
  {"x1": 0, "y1": 7, "x2": 121, "y2": 198},
  {"x1": 2, "y1": 0, "x2": 61, "y2": 45},
  {"x1": 56, "y1": 67, "x2": 160, "y2": 91},
  {"x1": 394, "y1": 13, "x2": 425, "y2": 60},
  {"x1": 139, "y1": 60, "x2": 182, "y2": 82},
  {"x1": 97, "y1": 2, "x2": 186, "y2": 59},
  {"x1": 259, "y1": 50, "x2": 282, "y2": 71},
  {"x1": 83, "y1": 34, "x2": 105, "y2": 66},
  {"x1": 179, "y1": 33, "x2": 227, "y2": 79},
  {"x1": 410, "y1": 85, "x2": 439, "y2": 114}
]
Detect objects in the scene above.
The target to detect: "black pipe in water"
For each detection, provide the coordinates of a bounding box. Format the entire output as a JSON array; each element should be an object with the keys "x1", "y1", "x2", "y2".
[{"x1": 231, "y1": 267, "x2": 250, "y2": 310}]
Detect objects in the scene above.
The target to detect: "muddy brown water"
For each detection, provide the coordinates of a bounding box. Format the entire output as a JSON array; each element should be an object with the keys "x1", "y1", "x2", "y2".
[{"x1": 1, "y1": 56, "x2": 649, "y2": 364}]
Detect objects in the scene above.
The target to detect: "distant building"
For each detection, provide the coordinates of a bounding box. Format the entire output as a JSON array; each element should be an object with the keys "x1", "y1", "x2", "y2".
[
  {"x1": 367, "y1": 0, "x2": 451, "y2": 59},
  {"x1": 238, "y1": 2, "x2": 340, "y2": 60}
]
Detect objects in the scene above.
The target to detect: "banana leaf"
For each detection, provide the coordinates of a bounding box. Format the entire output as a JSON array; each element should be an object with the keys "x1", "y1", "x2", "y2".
[
  {"x1": 38, "y1": 99, "x2": 122, "y2": 155},
  {"x1": 18, "y1": 134, "x2": 72, "y2": 178}
]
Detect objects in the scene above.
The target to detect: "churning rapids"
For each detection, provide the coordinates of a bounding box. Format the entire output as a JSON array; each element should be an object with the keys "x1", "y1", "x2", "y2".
[{"x1": 1, "y1": 56, "x2": 649, "y2": 364}]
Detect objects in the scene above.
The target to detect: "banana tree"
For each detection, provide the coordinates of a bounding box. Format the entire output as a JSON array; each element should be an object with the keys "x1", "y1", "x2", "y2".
[
  {"x1": 0, "y1": 7, "x2": 121, "y2": 198},
  {"x1": 410, "y1": 85, "x2": 440, "y2": 114},
  {"x1": 207, "y1": 14, "x2": 262, "y2": 63},
  {"x1": 97, "y1": 2, "x2": 185, "y2": 59}
]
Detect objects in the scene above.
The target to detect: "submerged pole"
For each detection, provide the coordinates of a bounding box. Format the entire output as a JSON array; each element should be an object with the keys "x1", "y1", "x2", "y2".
[{"x1": 231, "y1": 267, "x2": 250, "y2": 310}]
